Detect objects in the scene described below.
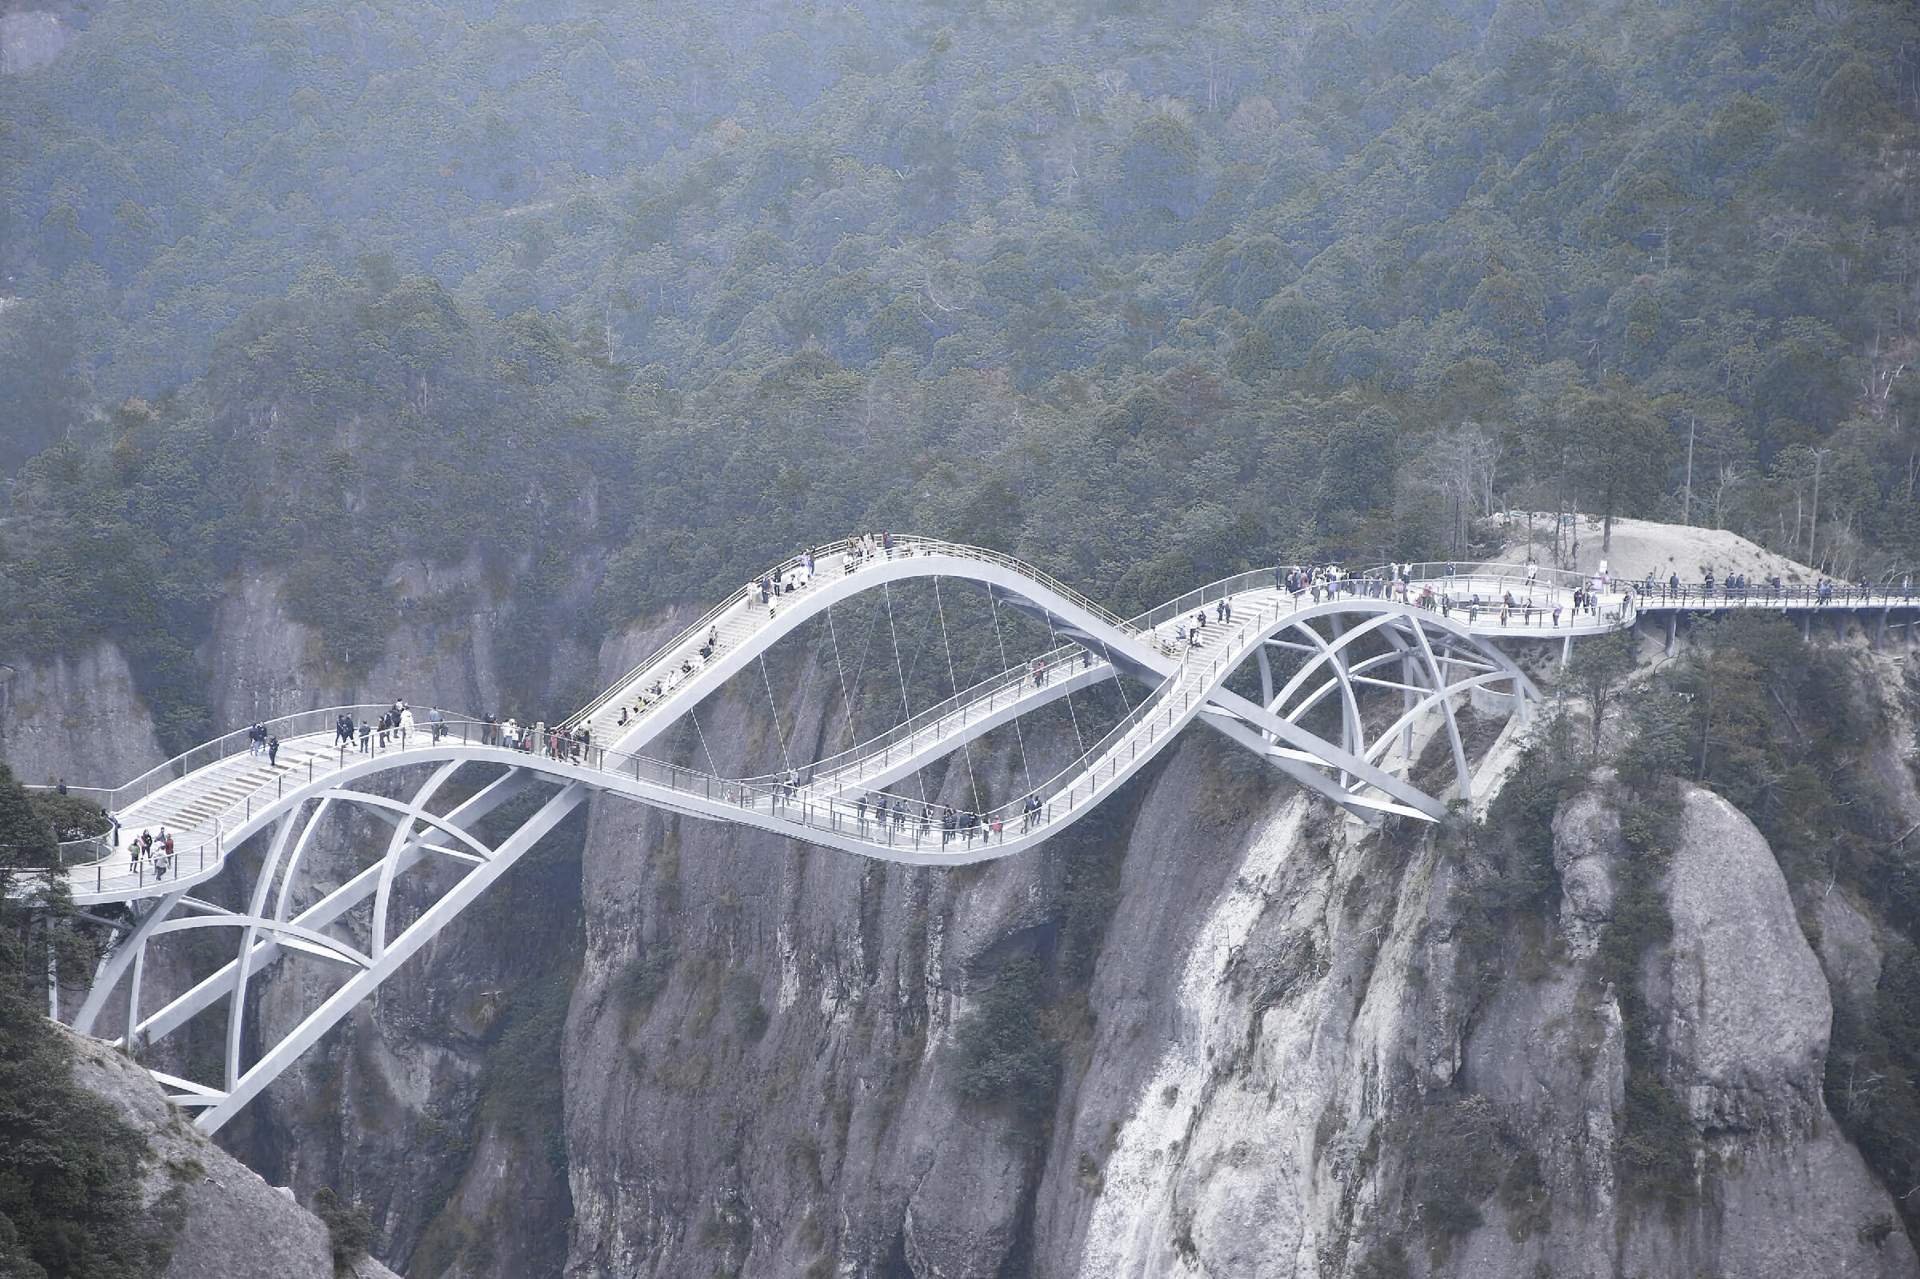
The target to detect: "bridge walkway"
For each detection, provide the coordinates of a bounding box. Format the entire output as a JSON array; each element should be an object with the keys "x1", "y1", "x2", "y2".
[{"x1": 52, "y1": 552, "x2": 1627, "y2": 902}]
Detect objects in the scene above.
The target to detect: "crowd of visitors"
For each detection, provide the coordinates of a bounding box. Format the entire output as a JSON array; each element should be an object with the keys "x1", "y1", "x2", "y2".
[
  {"x1": 85, "y1": 546, "x2": 1920, "y2": 885},
  {"x1": 128, "y1": 826, "x2": 173, "y2": 877}
]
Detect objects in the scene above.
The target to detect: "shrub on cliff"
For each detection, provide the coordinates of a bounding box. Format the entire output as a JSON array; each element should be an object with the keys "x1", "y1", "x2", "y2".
[{"x1": 0, "y1": 764, "x2": 177, "y2": 1277}]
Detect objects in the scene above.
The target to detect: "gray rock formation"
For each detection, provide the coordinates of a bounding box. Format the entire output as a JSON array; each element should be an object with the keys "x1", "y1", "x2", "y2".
[
  {"x1": 28, "y1": 581, "x2": 1920, "y2": 1279},
  {"x1": 60, "y1": 1026, "x2": 400, "y2": 1279},
  {"x1": 0, "y1": 10, "x2": 67, "y2": 75},
  {"x1": 0, "y1": 641, "x2": 165, "y2": 785}
]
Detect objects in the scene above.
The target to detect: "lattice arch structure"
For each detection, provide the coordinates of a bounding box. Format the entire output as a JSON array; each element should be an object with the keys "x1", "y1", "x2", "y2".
[{"x1": 43, "y1": 537, "x2": 1588, "y2": 1130}]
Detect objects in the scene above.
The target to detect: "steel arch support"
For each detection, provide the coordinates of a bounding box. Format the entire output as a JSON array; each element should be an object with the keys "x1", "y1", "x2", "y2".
[
  {"x1": 369, "y1": 761, "x2": 463, "y2": 962},
  {"x1": 134, "y1": 767, "x2": 535, "y2": 1048},
  {"x1": 71, "y1": 887, "x2": 187, "y2": 1037},
  {"x1": 227, "y1": 809, "x2": 304, "y2": 1088},
  {"x1": 194, "y1": 781, "x2": 586, "y2": 1134}
]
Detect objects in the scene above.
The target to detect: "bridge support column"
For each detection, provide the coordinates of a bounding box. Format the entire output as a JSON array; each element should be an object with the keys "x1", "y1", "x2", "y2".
[
  {"x1": 1401, "y1": 652, "x2": 1415, "y2": 774},
  {"x1": 1561, "y1": 634, "x2": 1572, "y2": 666}
]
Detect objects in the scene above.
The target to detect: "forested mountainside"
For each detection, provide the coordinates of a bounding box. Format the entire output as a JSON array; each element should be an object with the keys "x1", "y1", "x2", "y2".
[
  {"x1": 3, "y1": 0, "x2": 1918, "y2": 751},
  {"x1": 5, "y1": 1, "x2": 1920, "y2": 1277}
]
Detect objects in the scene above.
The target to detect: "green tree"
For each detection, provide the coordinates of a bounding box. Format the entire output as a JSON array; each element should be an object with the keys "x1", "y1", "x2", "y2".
[
  {"x1": 1570, "y1": 389, "x2": 1675, "y2": 552},
  {"x1": 1563, "y1": 630, "x2": 1637, "y2": 757}
]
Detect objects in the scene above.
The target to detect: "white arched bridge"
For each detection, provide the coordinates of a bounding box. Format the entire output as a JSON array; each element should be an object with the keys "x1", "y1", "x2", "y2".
[{"x1": 33, "y1": 535, "x2": 1647, "y2": 1132}]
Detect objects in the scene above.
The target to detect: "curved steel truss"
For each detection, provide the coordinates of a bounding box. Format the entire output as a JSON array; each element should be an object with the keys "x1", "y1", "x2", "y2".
[{"x1": 49, "y1": 536, "x2": 1559, "y2": 1131}]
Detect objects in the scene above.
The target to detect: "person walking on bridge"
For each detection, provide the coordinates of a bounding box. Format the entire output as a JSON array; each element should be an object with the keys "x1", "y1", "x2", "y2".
[
  {"x1": 268, "y1": 735, "x2": 280, "y2": 768},
  {"x1": 399, "y1": 706, "x2": 414, "y2": 746}
]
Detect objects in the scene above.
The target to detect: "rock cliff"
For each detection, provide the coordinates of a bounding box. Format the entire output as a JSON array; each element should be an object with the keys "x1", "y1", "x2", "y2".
[
  {"x1": 59, "y1": 1025, "x2": 401, "y2": 1279},
  {"x1": 11, "y1": 578, "x2": 1919, "y2": 1278}
]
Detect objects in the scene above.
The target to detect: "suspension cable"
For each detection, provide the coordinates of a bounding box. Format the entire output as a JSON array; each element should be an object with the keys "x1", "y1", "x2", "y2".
[
  {"x1": 988, "y1": 585, "x2": 1035, "y2": 794},
  {"x1": 758, "y1": 651, "x2": 794, "y2": 774},
  {"x1": 841, "y1": 590, "x2": 886, "y2": 741},
  {"x1": 1093, "y1": 629, "x2": 1134, "y2": 717},
  {"x1": 1041, "y1": 605, "x2": 1087, "y2": 753},
  {"x1": 689, "y1": 706, "x2": 721, "y2": 776},
  {"x1": 881, "y1": 582, "x2": 932, "y2": 805},
  {"x1": 932, "y1": 576, "x2": 984, "y2": 813},
  {"x1": 825, "y1": 603, "x2": 858, "y2": 747}
]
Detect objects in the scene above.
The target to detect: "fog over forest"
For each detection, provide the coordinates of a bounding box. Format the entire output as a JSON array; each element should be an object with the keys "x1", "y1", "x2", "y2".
[{"x1": 2, "y1": 0, "x2": 1920, "y2": 1276}]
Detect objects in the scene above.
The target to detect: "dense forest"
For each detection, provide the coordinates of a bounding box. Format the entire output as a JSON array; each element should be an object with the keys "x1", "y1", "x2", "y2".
[
  {"x1": 2, "y1": 0, "x2": 1916, "y2": 749},
  {"x1": 6, "y1": 3, "x2": 1920, "y2": 1273}
]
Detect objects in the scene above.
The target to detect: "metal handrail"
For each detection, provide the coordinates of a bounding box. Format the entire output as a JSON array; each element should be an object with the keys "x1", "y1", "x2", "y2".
[
  {"x1": 563, "y1": 536, "x2": 870, "y2": 732},
  {"x1": 52, "y1": 571, "x2": 1655, "y2": 885},
  {"x1": 739, "y1": 641, "x2": 1091, "y2": 788},
  {"x1": 30, "y1": 703, "x2": 465, "y2": 816},
  {"x1": 56, "y1": 551, "x2": 1731, "y2": 889},
  {"x1": 562, "y1": 534, "x2": 1143, "y2": 734}
]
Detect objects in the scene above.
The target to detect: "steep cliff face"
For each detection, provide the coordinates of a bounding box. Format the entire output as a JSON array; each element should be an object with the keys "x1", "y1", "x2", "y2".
[
  {"x1": 558, "y1": 631, "x2": 1920, "y2": 1277},
  {"x1": 0, "y1": 641, "x2": 163, "y2": 785},
  {"x1": 2, "y1": 564, "x2": 598, "y2": 1279},
  {"x1": 59, "y1": 1025, "x2": 402, "y2": 1279},
  {"x1": 214, "y1": 563, "x2": 598, "y2": 1278},
  {"x1": 22, "y1": 577, "x2": 1920, "y2": 1278}
]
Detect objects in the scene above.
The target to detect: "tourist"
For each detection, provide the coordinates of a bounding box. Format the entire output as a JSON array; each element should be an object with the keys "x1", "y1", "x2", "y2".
[{"x1": 268, "y1": 735, "x2": 279, "y2": 768}]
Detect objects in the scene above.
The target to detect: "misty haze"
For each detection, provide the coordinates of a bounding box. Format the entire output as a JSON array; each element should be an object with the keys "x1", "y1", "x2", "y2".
[{"x1": 2, "y1": 1, "x2": 1919, "y2": 1277}]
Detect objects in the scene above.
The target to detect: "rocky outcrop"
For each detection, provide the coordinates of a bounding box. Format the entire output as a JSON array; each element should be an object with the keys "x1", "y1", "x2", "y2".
[
  {"x1": 558, "y1": 678, "x2": 1919, "y2": 1278},
  {"x1": 17, "y1": 561, "x2": 601, "y2": 1279},
  {"x1": 197, "y1": 558, "x2": 595, "y2": 728},
  {"x1": 0, "y1": 641, "x2": 165, "y2": 785},
  {"x1": 36, "y1": 572, "x2": 1920, "y2": 1279},
  {"x1": 60, "y1": 1026, "x2": 401, "y2": 1279},
  {"x1": 0, "y1": 10, "x2": 68, "y2": 75}
]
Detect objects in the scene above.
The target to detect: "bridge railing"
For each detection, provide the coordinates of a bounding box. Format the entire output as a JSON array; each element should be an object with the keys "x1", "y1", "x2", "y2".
[
  {"x1": 34, "y1": 704, "x2": 471, "y2": 824},
  {"x1": 1387, "y1": 561, "x2": 1593, "y2": 595},
  {"x1": 562, "y1": 535, "x2": 1144, "y2": 734},
  {"x1": 55, "y1": 707, "x2": 476, "y2": 887},
  {"x1": 905, "y1": 540, "x2": 1139, "y2": 636},
  {"x1": 739, "y1": 641, "x2": 1092, "y2": 789},
  {"x1": 564, "y1": 537, "x2": 870, "y2": 732},
  {"x1": 1631, "y1": 581, "x2": 1920, "y2": 607}
]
